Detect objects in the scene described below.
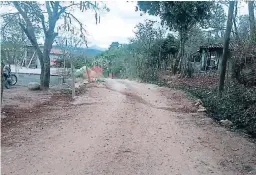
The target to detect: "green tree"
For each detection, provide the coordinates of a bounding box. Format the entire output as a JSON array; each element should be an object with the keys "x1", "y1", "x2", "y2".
[
  {"x1": 96, "y1": 19, "x2": 178, "y2": 81},
  {"x1": 237, "y1": 15, "x2": 250, "y2": 39},
  {"x1": 109, "y1": 42, "x2": 119, "y2": 49},
  {"x1": 2, "y1": 1, "x2": 108, "y2": 89},
  {"x1": 1, "y1": 14, "x2": 30, "y2": 66},
  {"x1": 137, "y1": 1, "x2": 214, "y2": 74},
  {"x1": 206, "y1": 3, "x2": 226, "y2": 40}
]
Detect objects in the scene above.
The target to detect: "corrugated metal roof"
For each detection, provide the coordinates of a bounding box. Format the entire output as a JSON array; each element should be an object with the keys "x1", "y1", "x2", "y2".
[
  {"x1": 199, "y1": 42, "x2": 237, "y2": 51},
  {"x1": 25, "y1": 45, "x2": 66, "y2": 55},
  {"x1": 50, "y1": 48, "x2": 64, "y2": 55}
]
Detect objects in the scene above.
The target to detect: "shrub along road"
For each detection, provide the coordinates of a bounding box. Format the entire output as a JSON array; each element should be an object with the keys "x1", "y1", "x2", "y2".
[{"x1": 1, "y1": 79, "x2": 256, "y2": 175}]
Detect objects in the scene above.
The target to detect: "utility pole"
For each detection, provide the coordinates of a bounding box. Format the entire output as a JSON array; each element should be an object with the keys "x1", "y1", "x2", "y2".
[
  {"x1": 70, "y1": 38, "x2": 75, "y2": 99},
  {"x1": 218, "y1": 1, "x2": 235, "y2": 94},
  {"x1": 71, "y1": 60, "x2": 75, "y2": 98}
]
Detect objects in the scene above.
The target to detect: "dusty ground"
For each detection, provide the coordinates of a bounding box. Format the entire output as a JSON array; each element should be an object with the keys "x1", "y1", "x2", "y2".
[
  {"x1": 1, "y1": 79, "x2": 256, "y2": 175},
  {"x1": 1, "y1": 86, "x2": 52, "y2": 110}
]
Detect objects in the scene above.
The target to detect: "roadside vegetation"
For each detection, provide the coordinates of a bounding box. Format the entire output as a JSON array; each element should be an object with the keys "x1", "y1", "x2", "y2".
[{"x1": 95, "y1": 2, "x2": 256, "y2": 137}]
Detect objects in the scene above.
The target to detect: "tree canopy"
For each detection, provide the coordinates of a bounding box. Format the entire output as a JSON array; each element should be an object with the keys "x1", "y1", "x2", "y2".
[{"x1": 137, "y1": 1, "x2": 215, "y2": 74}]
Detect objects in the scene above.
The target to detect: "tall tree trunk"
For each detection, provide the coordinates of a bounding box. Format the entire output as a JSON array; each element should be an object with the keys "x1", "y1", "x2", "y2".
[
  {"x1": 158, "y1": 46, "x2": 161, "y2": 69},
  {"x1": 173, "y1": 29, "x2": 185, "y2": 74},
  {"x1": 233, "y1": 1, "x2": 240, "y2": 41},
  {"x1": 1, "y1": 61, "x2": 5, "y2": 103},
  {"x1": 19, "y1": 23, "x2": 48, "y2": 89},
  {"x1": 178, "y1": 37, "x2": 185, "y2": 72},
  {"x1": 40, "y1": 37, "x2": 54, "y2": 90},
  {"x1": 231, "y1": 2, "x2": 241, "y2": 79},
  {"x1": 219, "y1": 1, "x2": 235, "y2": 94},
  {"x1": 14, "y1": 1, "x2": 60, "y2": 90},
  {"x1": 41, "y1": 53, "x2": 51, "y2": 90},
  {"x1": 248, "y1": 1, "x2": 255, "y2": 38}
]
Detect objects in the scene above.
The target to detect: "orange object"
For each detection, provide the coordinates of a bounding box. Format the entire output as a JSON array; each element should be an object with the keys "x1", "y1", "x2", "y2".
[{"x1": 91, "y1": 66, "x2": 103, "y2": 77}]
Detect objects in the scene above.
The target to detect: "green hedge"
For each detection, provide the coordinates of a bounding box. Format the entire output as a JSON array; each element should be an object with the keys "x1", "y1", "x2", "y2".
[{"x1": 176, "y1": 82, "x2": 256, "y2": 137}]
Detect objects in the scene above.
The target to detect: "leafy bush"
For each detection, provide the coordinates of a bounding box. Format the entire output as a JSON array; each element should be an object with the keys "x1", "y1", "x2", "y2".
[
  {"x1": 138, "y1": 66, "x2": 159, "y2": 82},
  {"x1": 178, "y1": 82, "x2": 256, "y2": 137},
  {"x1": 74, "y1": 66, "x2": 87, "y2": 78}
]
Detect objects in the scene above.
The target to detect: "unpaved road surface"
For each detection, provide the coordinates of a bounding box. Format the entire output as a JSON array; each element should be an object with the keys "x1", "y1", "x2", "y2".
[{"x1": 1, "y1": 79, "x2": 256, "y2": 175}]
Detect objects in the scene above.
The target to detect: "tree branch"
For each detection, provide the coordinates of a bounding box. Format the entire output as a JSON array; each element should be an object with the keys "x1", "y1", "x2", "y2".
[
  {"x1": 13, "y1": 2, "x2": 31, "y2": 26},
  {"x1": 57, "y1": 2, "x2": 80, "y2": 17},
  {"x1": 53, "y1": 1, "x2": 60, "y2": 16},
  {"x1": 18, "y1": 22, "x2": 42, "y2": 55},
  {"x1": 50, "y1": 1, "x2": 55, "y2": 9},
  {"x1": 233, "y1": 1, "x2": 240, "y2": 41},
  {"x1": 13, "y1": 2, "x2": 39, "y2": 44},
  {"x1": 40, "y1": 14, "x2": 47, "y2": 34},
  {"x1": 0, "y1": 12, "x2": 20, "y2": 17},
  {"x1": 1, "y1": 13, "x2": 20, "y2": 35},
  {"x1": 64, "y1": 12, "x2": 88, "y2": 35},
  {"x1": 61, "y1": 3, "x2": 80, "y2": 11},
  {"x1": 12, "y1": 2, "x2": 43, "y2": 63},
  {"x1": 46, "y1": 1, "x2": 53, "y2": 19}
]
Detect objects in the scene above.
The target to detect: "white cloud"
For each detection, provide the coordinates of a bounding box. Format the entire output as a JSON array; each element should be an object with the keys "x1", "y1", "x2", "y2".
[
  {"x1": 0, "y1": 1, "x2": 157, "y2": 48},
  {"x1": 0, "y1": 1, "x2": 250, "y2": 49},
  {"x1": 81, "y1": 1, "x2": 249, "y2": 49},
  {"x1": 72, "y1": 1, "x2": 159, "y2": 48}
]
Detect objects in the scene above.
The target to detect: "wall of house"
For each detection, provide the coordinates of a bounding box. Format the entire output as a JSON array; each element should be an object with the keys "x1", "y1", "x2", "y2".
[
  {"x1": 36, "y1": 58, "x2": 40, "y2": 68},
  {"x1": 201, "y1": 50, "x2": 206, "y2": 70},
  {"x1": 25, "y1": 46, "x2": 64, "y2": 68}
]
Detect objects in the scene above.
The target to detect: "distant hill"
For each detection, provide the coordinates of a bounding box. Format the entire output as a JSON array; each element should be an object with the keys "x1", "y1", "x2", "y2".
[
  {"x1": 89, "y1": 45, "x2": 107, "y2": 51},
  {"x1": 74, "y1": 47, "x2": 104, "y2": 57},
  {"x1": 53, "y1": 45, "x2": 105, "y2": 57}
]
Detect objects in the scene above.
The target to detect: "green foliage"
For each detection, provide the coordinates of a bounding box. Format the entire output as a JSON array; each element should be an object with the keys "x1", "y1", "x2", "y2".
[
  {"x1": 237, "y1": 15, "x2": 250, "y2": 39},
  {"x1": 109, "y1": 42, "x2": 120, "y2": 49},
  {"x1": 137, "y1": 2, "x2": 216, "y2": 75},
  {"x1": 95, "y1": 20, "x2": 179, "y2": 81},
  {"x1": 206, "y1": 3, "x2": 226, "y2": 31},
  {"x1": 1, "y1": 14, "x2": 30, "y2": 65},
  {"x1": 74, "y1": 66, "x2": 86, "y2": 78},
  {"x1": 137, "y1": 2, "x2": 214, "y2": 32},
  {"x1": 179, "y1": 82, "x2": 256, "y2": 137},
  {"x1": 72, "y1": 56, "x2": 92, "y2": 69}
]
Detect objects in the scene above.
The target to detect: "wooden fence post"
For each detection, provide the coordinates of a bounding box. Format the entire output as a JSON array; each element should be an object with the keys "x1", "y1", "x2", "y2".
[
  {"x1": 86, "y1": 67, "x2": 91, "y2": 82},
  {"x1": 71, "y1": 60, "x2": 75, "y2": 98}
]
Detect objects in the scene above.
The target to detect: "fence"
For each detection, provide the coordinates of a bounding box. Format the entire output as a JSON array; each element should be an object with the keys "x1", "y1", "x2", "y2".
[{"x1": 11, "y1": 65, "x2": 73, "y2": 87}]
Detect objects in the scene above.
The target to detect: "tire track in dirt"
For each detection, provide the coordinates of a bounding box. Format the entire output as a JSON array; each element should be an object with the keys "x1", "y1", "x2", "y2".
[{"x1": 104, "y1": 79, "x2": 197, "y2": 114}]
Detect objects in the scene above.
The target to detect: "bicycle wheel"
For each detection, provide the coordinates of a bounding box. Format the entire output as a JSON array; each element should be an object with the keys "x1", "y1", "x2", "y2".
[
  {"x1": 10, "y1": 74, "x2": 17, "y2": 85},
  {"x1": 4, "y1": 79, "x2": 10, "y2": 89}
]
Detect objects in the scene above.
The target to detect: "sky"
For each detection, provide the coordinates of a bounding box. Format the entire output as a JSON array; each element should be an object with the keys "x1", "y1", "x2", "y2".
[
  {"x1": 72, "y1": 1, "x2": 159, "y2": 49},
  {"x1": 0, "y1": 1, "x2": 250, "y2": 49},
  {"x1": 72, "y1": 1, "x2": 251, "y2": 49},
  {"x1": 73, "y1": 1, "x2": 250, "y2": 49}
]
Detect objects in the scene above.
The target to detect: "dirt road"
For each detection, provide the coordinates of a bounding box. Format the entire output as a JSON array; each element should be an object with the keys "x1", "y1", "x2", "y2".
[{"x1": 1, "y1": 79, "x2": 256, "y2": 175}]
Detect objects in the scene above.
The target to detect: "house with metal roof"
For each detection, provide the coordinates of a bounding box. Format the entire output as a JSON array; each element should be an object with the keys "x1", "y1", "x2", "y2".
[
  {"x1": 197, "y1": 43, "x2": 236, "y2": 71},
  {"x1": 22, "y1": 45, "x2": 67, "y2": 68}
]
